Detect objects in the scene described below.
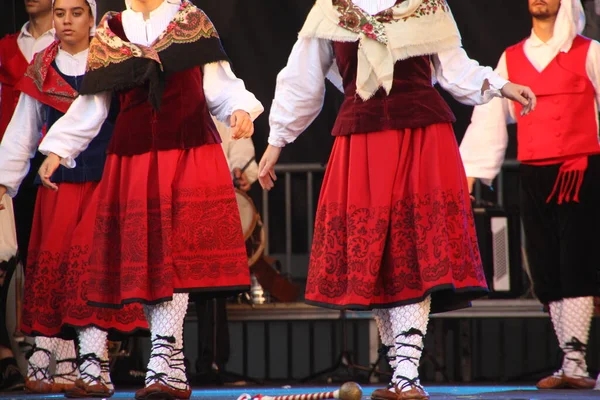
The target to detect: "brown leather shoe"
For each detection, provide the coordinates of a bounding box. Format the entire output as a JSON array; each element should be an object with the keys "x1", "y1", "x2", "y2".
[
  {"x1": 144, "y1": 382, "x2": 192, "y2": 400},
  {"x1": 371, "y1": 387, "x2": 395, "y2": 400},
  {"x1": 53, "y1": 382, "x2": 76, "y2": 393},
  {"x1": 25, "y1": 378, "x2": 58, "y2": 393},
  {"x1": 536, "y1": 374, "x2": 566, "y2": 389},
  {"x1": 65, "y1": 378, "x2": 113, "y2": 398},
  {"x1": 370, "y1": 385, "x2": 429, "y2": 400},
  {"x1": 564, "y1": 375, "x2": 596, "y2": 389},
  {"x1": 135, "y1": 386, "x2": 153, "y2": 400}
]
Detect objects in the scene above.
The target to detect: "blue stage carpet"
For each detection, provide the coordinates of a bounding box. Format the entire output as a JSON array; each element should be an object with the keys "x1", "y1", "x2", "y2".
[{"x1": 0, "y1": 385, "x2": 598, "y2": 399}]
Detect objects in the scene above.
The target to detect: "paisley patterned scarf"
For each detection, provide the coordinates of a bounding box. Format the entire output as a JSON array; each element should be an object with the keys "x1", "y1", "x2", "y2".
[{"x1": 300, "y1": 0, "x2": 461, "y2": 100}]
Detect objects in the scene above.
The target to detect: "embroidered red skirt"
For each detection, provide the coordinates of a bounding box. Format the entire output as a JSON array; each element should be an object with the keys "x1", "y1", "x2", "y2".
[
  {"x1": 305, "y1": 124, "x2": 488, "y2": 313},
  {"x1": 22, "y1": 183, "x2": 148, "y2": 339},
  {"x1": 87, "y1": 145, "x2": 251, "y2": 308}
]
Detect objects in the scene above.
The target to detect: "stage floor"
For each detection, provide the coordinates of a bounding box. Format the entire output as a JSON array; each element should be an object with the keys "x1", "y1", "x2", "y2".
[{"x1": 1, "y1": 385, "x2": 600, "y2": 399}]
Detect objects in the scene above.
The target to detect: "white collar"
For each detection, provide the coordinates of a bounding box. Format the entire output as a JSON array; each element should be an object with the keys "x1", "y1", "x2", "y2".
[
  {"x1": 125, "y1": 0, "x2": 181, "y2": 13},
  {"x1": 526, "y1": 29, "x2": 561, "y2": 47},
  {"x1": 57, "y1": 47, "x2": 89, "y2": 60},
  {"x1": 18, "y1": 21, "x2": 55, "y2": 40}
]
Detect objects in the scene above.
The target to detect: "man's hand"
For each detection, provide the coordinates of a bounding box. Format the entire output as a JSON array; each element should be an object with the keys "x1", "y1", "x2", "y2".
[
  {"x1": 38, "y1": 153, "x2": 61, "y2": 191},
  {"x1": 258, "y1": 145, "x2": 282, "y2": 191},
  {"x1": 0, "y1": 185, "x2": 7, "y2": 210},
  {"x1": 501, "y1": 82, "x2": 537, "y2": 116},
  {"x1": 233, "y1": 168, "x2": 251, "y2": 192},
  {"x1": 230, "y1": 110, "x2": 254, "y2": 139}
]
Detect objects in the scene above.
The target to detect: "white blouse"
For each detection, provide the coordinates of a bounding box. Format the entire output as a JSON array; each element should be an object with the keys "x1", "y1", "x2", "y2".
[
  {"x1": 267, "y1": 0, "x2": 509, "y2": 148},
  {"x1": 0, "y1": 49, "x2": 88, "y2": 197},
  {"x1": 459, "y1": 31, "x2": 600, "y2": 184},
  {"x1": 39, "y1": 0, "x2": 264, "y2": 167}
]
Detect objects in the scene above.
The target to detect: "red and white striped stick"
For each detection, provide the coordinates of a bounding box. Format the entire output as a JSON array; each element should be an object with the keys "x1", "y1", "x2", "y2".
[
  {"x1": 237, "y1": 382, "x2": 363, "y2": 400},
  {"x1": 261, "y1": 389, "x2": 338, "y2": 400}
]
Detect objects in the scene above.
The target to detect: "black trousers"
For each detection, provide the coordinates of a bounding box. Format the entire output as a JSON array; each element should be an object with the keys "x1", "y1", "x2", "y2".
[
  {"x1": 0, "y1": 258, "x2": 18, "y2": 350},
  {"x1": 12, "y1": 153, "x2": 43, "y2": 268},
  {"x1": 520, "y1": 156, "x2": 600, "y2": 304}
]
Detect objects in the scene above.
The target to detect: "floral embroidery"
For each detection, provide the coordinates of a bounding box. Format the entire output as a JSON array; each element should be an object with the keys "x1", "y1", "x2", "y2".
[
  {"x1": 89, "y1": 184, "x2": 250, "y2": 304},
  {"x1": 305, "y1": 189, "x2": 486, "y2": 307},
  {"x1": 22, "y1": 41, "x2": 78, "y2": 109},
  {"x1": 154, "y1": 2, "x2": 219, "y2": 52},
  {"x1": 87, "y1": 0, "x2": 219, "y2": 72},
  {"x1": 333, "y1": 0, "x2": 388, "y2": 43},
  {"x1": 397, "y1": 0, "x2": 450, "y2": 21},
  {"x1": 333, "y1": 0, "x2": 451, "y2": 42},
  {"x1": 87, "y1": 13, "x2": 160, "y2": 72}
]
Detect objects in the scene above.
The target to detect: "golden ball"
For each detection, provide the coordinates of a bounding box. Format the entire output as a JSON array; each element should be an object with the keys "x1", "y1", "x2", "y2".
[{"x1": 338, "y1": 381, "x2": 363, "y2": 400}]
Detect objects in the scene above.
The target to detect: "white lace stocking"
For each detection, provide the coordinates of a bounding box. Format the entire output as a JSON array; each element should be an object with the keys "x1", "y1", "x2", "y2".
[
  {"x1": 53, "y1": 339, "x2": 78, "y2": 384},
  {"x1": 388, "y1": 296, "x2": 431, "y2": 393},
  {"x1": 373, "y1": 308, "x2": 397, "y2": 371},
  {"x1": 145, "y1": 294, "x2": 189, "y2": 390},
  {"x1": 77, "y1": 327, "x2": 108, "y2": 385},
  {"x1": 27, "y1": 337, "x2": 56, "y2": 382},
  {"x1": 560, "y1": 296, "x2": 593, "y2": 377}
]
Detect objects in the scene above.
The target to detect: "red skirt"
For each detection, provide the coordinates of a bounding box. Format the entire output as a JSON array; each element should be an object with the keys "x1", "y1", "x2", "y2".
[
  {"x1": 305, "y1": 124, "x2": 488, "y2": 313},
  {"x1": 87, "y1": 145, "x2": 250, "y2": 307},
  {"x1": 22, "y1": 183, "x2": 148, "y2": 339}
]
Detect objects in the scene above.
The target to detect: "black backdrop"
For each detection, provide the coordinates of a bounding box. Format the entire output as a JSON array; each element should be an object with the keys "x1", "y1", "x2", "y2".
[
  {"x1": 1, "y1": 0, "x2": 534, "y2": 162},
  {"x1": 0, "y1": 1, "x2": 564, "y2": 257},
  {"x1": 96, "y1": 0, "x2": 531, "y2": 162}
]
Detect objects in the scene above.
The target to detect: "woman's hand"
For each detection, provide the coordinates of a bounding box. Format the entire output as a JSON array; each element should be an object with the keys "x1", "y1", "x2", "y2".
[
  {"x1": 501, "y1": 82, "x2": 537, "y2": 116},
  {"x1": 38, "y1": 153, "x2": 62, "y2": 191},
  {"x1": 258, "y1": 145, "x2": 282, "y2": 190}
]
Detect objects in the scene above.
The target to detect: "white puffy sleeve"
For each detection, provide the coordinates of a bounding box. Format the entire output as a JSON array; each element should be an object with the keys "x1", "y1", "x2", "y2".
[
  {"x1": 38, "y1": 92, "x2": 111, "y2": 168},
  {"x1": 459, "y1": 52, "x2": 517, "y2": 185},
  {"x1": 203, "y1": 61, "x2": 264, "y2": 123},
  {"x1": 0, "y1": 93, "x2": 45, "y2": 197},
  {"x1": 268, "y1": 37, "x2": 335, "y2": 147},
  {"x1": 432, "y1": 47, "x2": 508, "y2": 106}
]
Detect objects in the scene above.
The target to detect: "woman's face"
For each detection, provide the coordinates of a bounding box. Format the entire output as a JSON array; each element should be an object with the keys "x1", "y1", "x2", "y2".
[{"x1": 53, "y1": 0, "x2": 94, "y2": 48}]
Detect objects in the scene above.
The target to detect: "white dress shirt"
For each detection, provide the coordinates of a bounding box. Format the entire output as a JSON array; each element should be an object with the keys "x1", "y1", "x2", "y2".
[
  {"x1": 459, "y1": 31, "x2": 600, "y2": 185},
  {"x1": 39, "y1": 1, "x2": 264, "y2": 167},
  {"x1": 0, "y1": 49, "x2": 88, "y2": 197},
  {"x1": 14, "y1": 22, "x2": 56, "y2": 62},
  {"x1": 0, "y1": 22, "x2": 55, "y2": 109},
  {"x1": 267, "y1": 0, "x2": 508, "y2": 148}
]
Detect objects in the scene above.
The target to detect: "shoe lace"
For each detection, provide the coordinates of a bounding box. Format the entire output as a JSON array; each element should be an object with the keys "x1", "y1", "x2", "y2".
[
  {"x1": 26, "y1": 346, "x2": 52, "y2": 382},
  {"x1": 54, "y1": 357, "x2": 78, "y2": 383},
  {"x1": 392, "y1": 328, "x2": 425, "y2": 391},
  {"x1": 79, "y1": 353, "x2": 103, "y2": 386}
]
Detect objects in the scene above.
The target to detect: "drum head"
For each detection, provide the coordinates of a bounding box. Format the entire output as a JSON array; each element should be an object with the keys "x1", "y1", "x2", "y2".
[{"x1": 235, "y1": 190, "x2": 257, "y2": 239}]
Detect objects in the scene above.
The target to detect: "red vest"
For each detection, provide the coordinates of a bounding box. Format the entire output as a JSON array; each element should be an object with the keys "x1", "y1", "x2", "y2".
[
  {"x1": 331, "y1": 41, "x2": 455, "y2": 135},
  {"x1": 506, "y1": 35, "x2": 600, "y2": 162},
  {"x1": 106, "y1": 13, "x2": 221, "y2": 156},
  {"x1": 0, "y1": 34, "x2": 28, "y2": 140},
  {"x1": 109, "y1": 66, "x2": 221, "y2": 156}
]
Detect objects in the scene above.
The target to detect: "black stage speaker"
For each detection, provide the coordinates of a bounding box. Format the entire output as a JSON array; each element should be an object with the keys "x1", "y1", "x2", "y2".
[{"x1": 473, "y1": 206, "x2": 529, "y2": 299}]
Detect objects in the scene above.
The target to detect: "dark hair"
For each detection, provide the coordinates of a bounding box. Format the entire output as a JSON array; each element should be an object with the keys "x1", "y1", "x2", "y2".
[
  {"x1": 84, "y1": 0, "x2": 93, "y2": 16},
  {"x1": 53, "y1": 0, "x2": 94, "y2": 16}
]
